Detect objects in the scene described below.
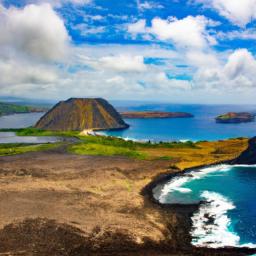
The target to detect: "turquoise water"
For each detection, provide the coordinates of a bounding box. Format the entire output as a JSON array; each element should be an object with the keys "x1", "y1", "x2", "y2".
[
  {"x1": 154, "y1": 165, "x2": 256, "y2": 248},
  {"x1": 105, "y1": 104, "x2": 256, "y2": 141}
]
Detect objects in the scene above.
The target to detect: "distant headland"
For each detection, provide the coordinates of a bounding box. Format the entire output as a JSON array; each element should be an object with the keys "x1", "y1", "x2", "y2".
[
  {"x1": 215, "y1": 112, "x2": 255, "y2": 123},
  {"x1": 0, "y1": 102, "x2": 46, "y2": 116},
  {"x1": 120, "y1": 111, "x2": 194, "y2": 119}
]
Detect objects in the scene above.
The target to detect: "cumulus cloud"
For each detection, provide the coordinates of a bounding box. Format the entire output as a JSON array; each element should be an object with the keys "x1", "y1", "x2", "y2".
[
  {"x1": 194, "y1": 49, "x2": 256, "y2": 89},
  {"x1": 224, "y1": 49, "x2": 256, "y2": 81},
  {"x1": 195, "y1": 0, "x2": 256, "y2": 27},
  {"x1": 127, "y1": 19, "x2": 146, "y2": 36},
  {"x1": 127, "y1": 16, "x2": 217, "y2": 49},
  {"x1": 153, "y1": 72, "x2": 192, "y2": 90},
  {"x1": 0, "y1": 3, "x2": 69, "y2": 61},
  {"x1": 98, "y1": 55, "x2": 147, "y2": 72},
  {"x1": 0, "y1": 59, "x2": 59, "y2": 85},
  {"x1": 0, "y1": 2, "x2": 254, "y2": 103},
  {"x1": 186, "y1": 50, "x2": 220, "y2": 68}
]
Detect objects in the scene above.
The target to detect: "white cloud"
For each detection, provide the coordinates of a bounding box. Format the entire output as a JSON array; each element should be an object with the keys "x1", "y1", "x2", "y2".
[
  {"x1": 0, "y1": 3, "x2": 69, "y2": 61},
  {"x1": 195, "y1": 0, "x2": 256, "y2": 27},
  {"x1": 0, "y1": 59, "x2": 58, "y2": 85},
  {"x1": 83, "y1": 14, "x2": 104, "y2": 21},
  {"x1": 98, "y1": 55, "x2": 147, "y2": 72},
  {"x1": 127, "y1": 19, "x2": 146, "y2": 36},
  {"x1": 137, "y1": 1, "x2": 164, "y2": 11},
  {"x1": 106, "y1": 76, "x2": 125, "y2": 84},
  {"x1": 217, "y1": 29, "x2": 256, "y2": 40},
  {"x1": 224, "y1": 48, "x2": 256, "y2": 81},
  {"x1": 153, "y1": 72, "x2": 192, "y2": 90},
  {"x1": 0, "y1": 2, "x2": 254, "y2": 103},
  {"x1": 150, "y1": 16, "x2": 217, "y2": 48},
  {"x1": 68, "y1": 0, "x2": 91, "y2": 5},
  {"x1": 194, "y1": 49, "x2": 256, "y2": 89},
  {"x1": 127, "y1": 16, "x2": 217, "y2": 49},
  {"x1": 73, "y1": 23, "x2": 106, "y2": 35},
  {"x1": 25, "y1": 0, "x2": 92, "y2": 7},
  {"x1": 186, "y1": 50, "x2": 220, "y2": 68}
]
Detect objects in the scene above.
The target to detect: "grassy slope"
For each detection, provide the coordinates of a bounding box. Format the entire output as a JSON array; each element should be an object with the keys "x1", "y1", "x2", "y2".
[
  {"x1": 4, "y1": 128, "x2": 197, "y2": 160},
  {"x1": 0, "y1": 128, "x2": 248, "y2": 169},
  {"x1": 0, "y1": 143, "x2": 61, "y2": 156}
]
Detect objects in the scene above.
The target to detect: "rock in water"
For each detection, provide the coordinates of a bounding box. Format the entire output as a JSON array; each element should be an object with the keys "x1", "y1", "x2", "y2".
[
  {"x1": 215, "y1": 112, "x2": 254, "y2": 123},
  {"x1": 35, "y1": 98, "x2": 129, "y2": 131}
]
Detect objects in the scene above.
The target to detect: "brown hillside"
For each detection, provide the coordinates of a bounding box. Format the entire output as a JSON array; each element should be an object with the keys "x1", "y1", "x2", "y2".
[{"x1": 35, "y1": 98, "x2": 129, "y2": 131}]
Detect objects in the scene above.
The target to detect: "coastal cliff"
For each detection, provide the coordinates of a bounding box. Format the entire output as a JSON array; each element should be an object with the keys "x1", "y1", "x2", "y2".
[
  {"x1": 121, "y1": 111, "x2": 193, "y2": 119},
  {"x1": 232, "y1": 136, "x2": 256, "y2": 164},
  {"x1": 216, "y1": 112, "x2": 254, "y2": 123},
  {"x1": 35, "y1": 98, "x2": 129, "y2": 131}
]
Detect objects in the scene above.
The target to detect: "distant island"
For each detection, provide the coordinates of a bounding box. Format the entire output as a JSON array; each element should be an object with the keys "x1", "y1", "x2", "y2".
[
  {"x1": 216, "y1": 112, "x2": 255, "y2": 123},
  {"x1": 120, "y1": 111, "x2": 194, "y2": 119},
  {"x1": 35, "y1": 98, "x2": 129, "y2": 131},
  {"x1": 0, "y1": 102, "x2": 46, "y2": 117}
]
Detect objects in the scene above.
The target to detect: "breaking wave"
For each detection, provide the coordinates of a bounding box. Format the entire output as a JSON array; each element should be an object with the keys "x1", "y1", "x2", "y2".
[{"x1": 155, "y1": 164, "x2": 256, "y2": 248}]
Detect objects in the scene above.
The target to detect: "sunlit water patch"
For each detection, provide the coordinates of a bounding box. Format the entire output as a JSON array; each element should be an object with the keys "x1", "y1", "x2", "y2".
[
  {"x1": 153, "y1": 165, "x2": 256, "y2": 248},
  {"x1": 0, "y1": 112, "x2": 45, "y2": 129},
  {"x1": 0, "y1": 132, "x2": 60, "y2": 144}
]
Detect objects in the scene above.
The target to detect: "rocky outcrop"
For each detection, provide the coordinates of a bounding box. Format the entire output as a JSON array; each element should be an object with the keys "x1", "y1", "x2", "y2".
[
  {"x1": 121, "y1": 111, "x2": 194, "y2": 119},
  {"x1": 216, "y1": 112, "x2": 254, "y2": 123},
  {"x1": 35, "y1": 98, "x2": 129, "y2": 131},
  {"x1": 232, "y1": 137, "x2": 256, "y2": 164}
]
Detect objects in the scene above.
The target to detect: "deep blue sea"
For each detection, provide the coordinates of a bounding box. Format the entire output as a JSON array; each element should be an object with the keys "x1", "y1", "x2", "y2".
[
  {"x1": 104, "y1": 104, "x2": 256, "y2": 141},
  {"x1": 1, "y1": 104, "x2": 256, "y2": 141},
  {"x1": 154, "y1": 165, "x2": 256, "y2": 248}
]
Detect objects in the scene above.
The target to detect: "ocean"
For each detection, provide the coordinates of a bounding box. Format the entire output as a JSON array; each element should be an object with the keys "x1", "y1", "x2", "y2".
[
  {"x1": 104, "y1": 103, "x2": 256, "y2": 141},
  {"x1": 1, "y1": 104, "x2": 256, "y2": 142},
  {"x1": 153, "y1": 165, "x2": 256, "y2": 248}
]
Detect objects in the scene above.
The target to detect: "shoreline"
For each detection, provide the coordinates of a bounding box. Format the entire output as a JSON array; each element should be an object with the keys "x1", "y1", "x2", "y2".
[
  {"x1": 141, "y1": 151, "x2": 256, "y2": 254},
  {"x1": 0, "y1": 131, "x2": 255, "y2": 254},
  {"x1": 1, "y1": 151, "x2": 255, "y2": 255}
]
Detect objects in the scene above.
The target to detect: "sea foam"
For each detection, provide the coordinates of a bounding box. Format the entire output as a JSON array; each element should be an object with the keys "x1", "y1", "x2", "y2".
[
  {"x1": 191, "y1": 191, "x2": 239, "y2": 248},
  {"x1": 156, "y1": 164, "x2": 231, "y2": 203}
]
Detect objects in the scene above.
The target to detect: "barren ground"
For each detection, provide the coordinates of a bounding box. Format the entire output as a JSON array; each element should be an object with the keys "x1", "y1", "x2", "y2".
[{"x1": 0, "y1": 139, "x2": 255, "y2": 255}]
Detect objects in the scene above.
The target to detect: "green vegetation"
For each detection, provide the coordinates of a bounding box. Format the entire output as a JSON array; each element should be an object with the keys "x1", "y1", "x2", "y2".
[
  {"x1": 0, "y1": 102, "x2": 45, "y2": 116},
  {"x1": 217, "y1": 114, "x2": 231, "y2": 120},
  {"x1": 0, "y1": 128, "x2": 80, "y2": 137},
  {"x1": 0, "y1": 128, "x2": 198, "y2": 159},
  {"x1": 16, "y1": 127, "x2": 79, "y2": 137},
  {"x1": 67, "y1": 135, "x2": 197, "y2": 159},
  {"x1": 0, "y1": 143, "x2": 61, "y2": 156},
  {"x1": 0, "y1": 128, "x2": 198, "y2": 149},
  {"x1": 69, "y1": 143, "x2": 146, "y2": 159}
]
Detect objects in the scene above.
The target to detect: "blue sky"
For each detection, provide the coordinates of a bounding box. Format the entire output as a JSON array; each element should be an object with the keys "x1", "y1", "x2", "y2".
[{"x1": 0, "y1": 0, "x2": 256, "y2": 103}]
